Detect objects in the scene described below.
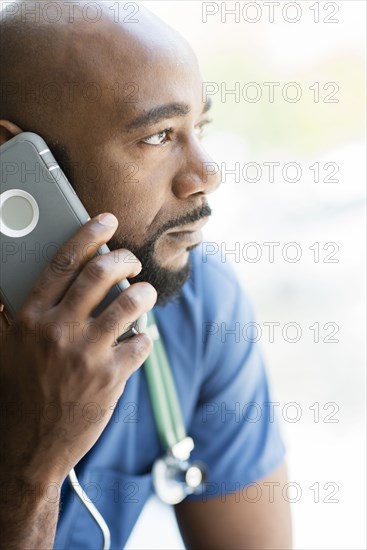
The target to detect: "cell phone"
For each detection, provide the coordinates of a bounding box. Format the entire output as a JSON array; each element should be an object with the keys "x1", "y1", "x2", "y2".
[{"x1": 0, "y1": 132, "x2": 146, "y2": 341}]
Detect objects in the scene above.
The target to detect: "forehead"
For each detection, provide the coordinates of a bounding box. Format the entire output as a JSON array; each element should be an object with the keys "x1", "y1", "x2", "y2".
[
  {"x1": 72, "y1": 16, "x2": 204, "y2": 121},
  {"x1": 115, "y1": 55, "x2": 204, "y2": 123}
]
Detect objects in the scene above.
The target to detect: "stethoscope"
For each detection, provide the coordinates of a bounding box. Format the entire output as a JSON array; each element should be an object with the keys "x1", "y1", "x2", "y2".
[
  {"x1": 144, "y1": 311, "x2": 207, "y2": 505},
  {"x1": 67, "y1": 310, "x2": 207, "y2": 550}
]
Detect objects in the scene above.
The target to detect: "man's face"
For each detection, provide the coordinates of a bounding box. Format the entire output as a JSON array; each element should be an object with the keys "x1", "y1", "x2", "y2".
[{"x1": 9, "y1": 8, "x2": 221, "y2": 303}]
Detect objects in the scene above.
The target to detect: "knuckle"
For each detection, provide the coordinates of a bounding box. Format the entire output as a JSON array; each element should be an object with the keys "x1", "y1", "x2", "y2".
[
  {"x1": 17, "y1": 309, "x2": 37, "y2": 330},
  {"x1": 62, "y1": 283, "x2": 85, "y2": 310},
  {"x1": 49, "y1": 247, "x2": 78, "y2": 276},
  {"x1": 120, "y1": 291, "x2": 140, "y2": 317},
  {"x1": 84, "y1": 257, "x2": 109, "y2": 283},
  {"x1": 98, "y1": 308, "x2": 120, "y2": 334},
  {"x1": 121, "y1": 334, "x2": 152, "y2": 369}
]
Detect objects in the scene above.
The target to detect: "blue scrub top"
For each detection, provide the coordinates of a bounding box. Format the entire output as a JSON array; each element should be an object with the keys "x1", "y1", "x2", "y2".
[{"x1": 54, "y1": 248, "x2": 286, "y2": 549}]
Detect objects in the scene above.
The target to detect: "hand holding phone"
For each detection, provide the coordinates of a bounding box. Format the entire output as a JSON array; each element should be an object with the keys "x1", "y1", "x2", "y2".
[
  {"x1": 0, "y1": 133, "x2": 147, "y2": 339},
  {"x1": 0, "y1": 135, "x2": 157, "y2": 484}
]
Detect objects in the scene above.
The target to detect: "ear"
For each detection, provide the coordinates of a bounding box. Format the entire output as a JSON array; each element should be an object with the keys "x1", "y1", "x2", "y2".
[{"x1": 0, "y1": 120, "x2": 23, "y2": 145}]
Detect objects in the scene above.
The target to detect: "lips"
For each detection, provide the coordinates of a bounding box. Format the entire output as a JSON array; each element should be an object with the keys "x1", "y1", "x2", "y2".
[
  {"x1": 166, "y1": 217, "x2": 209, "y2": 235},
  {"x1": 165, "y1": 217, "x2": 209, "y2": 246}
]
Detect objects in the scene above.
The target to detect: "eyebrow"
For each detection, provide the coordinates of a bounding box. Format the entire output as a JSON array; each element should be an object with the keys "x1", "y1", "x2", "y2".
[{"x1": 125, "y1": 97, "x2": 212, "y2": 132}]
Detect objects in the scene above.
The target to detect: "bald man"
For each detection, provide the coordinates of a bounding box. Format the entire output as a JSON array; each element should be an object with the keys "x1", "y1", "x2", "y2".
[{"x1": 0, "y1": 1, "x2": 292, "y2": 548}]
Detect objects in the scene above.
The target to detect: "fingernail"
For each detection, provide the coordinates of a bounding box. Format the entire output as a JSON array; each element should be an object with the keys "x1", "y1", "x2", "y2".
[{"x1": 97, "y1": 213, "x2": 118, "y2": 227}]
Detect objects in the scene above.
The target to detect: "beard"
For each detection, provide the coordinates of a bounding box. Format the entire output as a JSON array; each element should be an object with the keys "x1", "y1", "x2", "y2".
[{"x1": 108, "y1": 202, "x2": 212, "y2": 306}]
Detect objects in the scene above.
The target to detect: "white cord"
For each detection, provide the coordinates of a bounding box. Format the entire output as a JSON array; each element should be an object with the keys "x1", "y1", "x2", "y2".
[{"x1": 67, "y1": 468, "x2": 111, "y2": 550}]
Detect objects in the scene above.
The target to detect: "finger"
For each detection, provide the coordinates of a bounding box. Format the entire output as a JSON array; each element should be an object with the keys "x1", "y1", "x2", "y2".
[
  {"x1": 21, "y1": 213, "x2": 120, "y2": 313},
  {"x1": 57, "y1": 249, "x2": 142, "y2": 322},
  {"x1": 112, "y1": 331, "x2": 153, "y2": 379},
  {"x1": 94, "y1": 282, "x2": 157, "y2": 346}
]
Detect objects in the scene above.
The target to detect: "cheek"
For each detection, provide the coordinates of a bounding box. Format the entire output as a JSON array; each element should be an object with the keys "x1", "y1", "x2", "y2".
[
  {"x1": 71, "y1": 145, "x2": 175, "y2": 244},
  {"x1": 65, "y1": 151, "x2": 118, "y2": 217}
]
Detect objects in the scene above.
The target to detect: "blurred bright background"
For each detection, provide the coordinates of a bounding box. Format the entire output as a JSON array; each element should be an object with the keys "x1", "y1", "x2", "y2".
[{"x1": 125, "y1": 1, "x2": 366, "y2": 549}]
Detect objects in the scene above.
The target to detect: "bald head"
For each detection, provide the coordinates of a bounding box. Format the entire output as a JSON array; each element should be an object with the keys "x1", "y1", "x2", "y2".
[{"x1": 0, "y1": 1, "x2": 197, "y2": 139}]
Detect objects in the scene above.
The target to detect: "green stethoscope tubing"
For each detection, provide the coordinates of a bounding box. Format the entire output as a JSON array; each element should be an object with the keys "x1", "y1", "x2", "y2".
[
  {"x1": 143, "y1": 310, "x2": 187, "y2": 451},
  {"x1": 68, "y1": 309, "x2": 203, "y2": 549}
]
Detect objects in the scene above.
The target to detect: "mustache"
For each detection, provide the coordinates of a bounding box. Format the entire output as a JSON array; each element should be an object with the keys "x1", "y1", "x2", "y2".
[
  {"x1": 154, "y1": 202, "x2": 212, "y2": 240},
  {"x1": 107, "y1": 202, "x2": 213, "y2": 254}
]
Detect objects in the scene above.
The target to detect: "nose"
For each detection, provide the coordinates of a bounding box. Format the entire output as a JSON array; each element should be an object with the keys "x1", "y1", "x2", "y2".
[{"x1": 171, "y1": 137, "x2": 221, "y2": 200}]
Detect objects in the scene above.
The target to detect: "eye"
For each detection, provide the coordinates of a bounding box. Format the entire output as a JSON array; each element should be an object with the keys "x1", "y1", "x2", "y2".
[{"x1": 141, "y1": 129, "x2": 171, "y2": 146}]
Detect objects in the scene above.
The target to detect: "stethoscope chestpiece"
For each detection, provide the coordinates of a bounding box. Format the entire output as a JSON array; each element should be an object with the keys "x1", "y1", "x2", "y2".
[{"x1": 152, "y1": 452, "x2": 207, "y2": 505}]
